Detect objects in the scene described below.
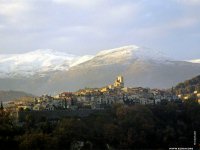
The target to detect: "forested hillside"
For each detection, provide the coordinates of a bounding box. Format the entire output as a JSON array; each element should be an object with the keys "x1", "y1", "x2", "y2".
[
  {"x1": 174, "y1": 75, "x2": 200, "y2": 94},
  {"x1": 0, "y1": 101, "x2": 200, "y2": 149}
]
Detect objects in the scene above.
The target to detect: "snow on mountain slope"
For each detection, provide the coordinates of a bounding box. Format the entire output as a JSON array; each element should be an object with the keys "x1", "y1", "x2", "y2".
[
  {"x1": 96, "y1": 45, "x2": 168, "y2": 60},
  {"x1": 188, "y1": 59, "x2": 200, "y2": 63},
  {"x1": 85, "y1": 45, "x2": 170, "y2": 67},
  {"x1": 0, "y1": 45, "x2": 175, "y2": 78},
  {"x1": 0, "y1": 49, "x2": 93, "y2": 78},
  {"x1": 70, "y1": 55, "x2": 94, "y2": 67}
]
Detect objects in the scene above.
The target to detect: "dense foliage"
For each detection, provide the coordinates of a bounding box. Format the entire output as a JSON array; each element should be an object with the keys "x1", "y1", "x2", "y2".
[
  {"x1": 0, "y1": 101, "x2": 200, "y2": 150},
  {"x1": 174, "y1": 75, "x2": 200, "y2": 94}
]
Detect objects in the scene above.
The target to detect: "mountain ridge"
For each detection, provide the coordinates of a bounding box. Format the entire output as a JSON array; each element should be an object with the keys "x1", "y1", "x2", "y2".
[
  {"x1": 174, "y1": 74, "x2": 200, "y2": 95},
  {"x1": 0, "y1": 49, "x2": 93, "y2": 78},
  {"x1": 0, "y1": 45, "x2": 199, "y2": 95},
  {"x1": 0, "y1": 90, "x2": 34, "y2": 102},
  {"x1": 0, "y1": 45, "x2": 197, "y2": 78}
]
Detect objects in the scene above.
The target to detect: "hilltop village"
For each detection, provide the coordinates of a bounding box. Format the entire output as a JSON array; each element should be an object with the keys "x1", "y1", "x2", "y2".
[
  {"x1": 5, "y1": 76, "x2": 181, "y2": 113},
  {"x1": 2, "y1": 75, "x2": 200, "y2": 150}
]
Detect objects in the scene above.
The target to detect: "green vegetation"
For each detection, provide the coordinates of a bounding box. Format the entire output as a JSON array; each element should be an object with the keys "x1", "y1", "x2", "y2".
[
  {"x1": 174, "y1": 75, "x2": 200, "y2": 94},
  {"x1": 0, "y1": 101, "x2": 200, "y2": 149}
]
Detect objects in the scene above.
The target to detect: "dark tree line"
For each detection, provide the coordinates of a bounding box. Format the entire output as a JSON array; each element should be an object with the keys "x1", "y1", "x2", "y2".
[{"x1": 0, "y1": 100, "x2": 200, "y2": 150}]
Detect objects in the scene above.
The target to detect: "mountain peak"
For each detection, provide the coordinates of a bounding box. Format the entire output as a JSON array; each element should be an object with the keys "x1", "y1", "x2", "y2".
[
  {"x1": 95, "y1": 45, "x2": 169, "y2": 62},
  {"x1": 0, "y1": 48, "x2": 93, "y2": 78},
  {"x1": 0, "y1": 45, "x2": 184, "y2": 78},
  {"x1": 96, "y1": 45, "x2": 139, "y2": 56}
]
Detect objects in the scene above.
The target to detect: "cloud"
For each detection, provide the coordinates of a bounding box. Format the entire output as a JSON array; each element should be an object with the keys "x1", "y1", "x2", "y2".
[
  {"x1": 175, "y1": 0, "x2": 200, "y2": 6},
  {"x1": 89, "y1": 3, "x2": 140, "y2": 29},
  {"x1": 0, "y1": 0, "x2": 199, "y2": 59},
  {"x1": 52, "y1": 0, "x2": 104, "y2": 8},
  {"x1": 0, "y1": 0, "x2": 32, "y2": 26},
  {"x1": 0, "y1": 0, "x2": 29, "y2": 16},
  {"x1": 130, "y1": 15, "x2": 199, "y2": 40},
  {"x1": 0, "y1": 24, "x2": 5, "y2": 29},
  {"x1": 169, "y1": 17, "x2": 199, "y2": 29}
]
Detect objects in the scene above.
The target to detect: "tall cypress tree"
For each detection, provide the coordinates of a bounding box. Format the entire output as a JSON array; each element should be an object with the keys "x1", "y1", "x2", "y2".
[{"x1": 0, "y1": 101, "x2": 3, "y2": 110}]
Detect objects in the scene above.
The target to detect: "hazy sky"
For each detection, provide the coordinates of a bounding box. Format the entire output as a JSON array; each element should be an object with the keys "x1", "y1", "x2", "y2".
[{"x1": 0, "y1": 0, "x2": 200, "y2": 60}]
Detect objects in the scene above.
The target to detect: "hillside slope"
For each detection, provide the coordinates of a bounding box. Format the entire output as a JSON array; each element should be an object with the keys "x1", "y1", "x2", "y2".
[
  {"x1": 0, "y1": 90, "x2": 34, "y2": 102},
  {"x1": 174, "y1": 75, "x2": 200, "y2": 95}
]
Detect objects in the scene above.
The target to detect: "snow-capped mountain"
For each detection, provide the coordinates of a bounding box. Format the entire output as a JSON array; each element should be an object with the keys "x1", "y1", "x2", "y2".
[
  {"x1": 0, "y1": 45, "x2": 169, "y2": 78},
  {"x1": 0, "y1": 45, "x2": 199, "y2": 95},
  {"x1": 96, "y1": 45, "x2": 168, "y2": 62},
  {"x1": 71, "y1": 45, "x2": 172, "y2": 68},
  {"x1": 0, "y1": 49, "x2": 93, "y2": 78},
  {"x1": 103, "y1": 45, "x2": 168, "y2": 61}
]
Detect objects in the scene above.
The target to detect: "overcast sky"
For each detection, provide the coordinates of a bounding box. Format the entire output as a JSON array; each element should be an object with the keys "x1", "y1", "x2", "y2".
[{"x1": 0, "y1": 0, "x2": 200, "y2": 60}]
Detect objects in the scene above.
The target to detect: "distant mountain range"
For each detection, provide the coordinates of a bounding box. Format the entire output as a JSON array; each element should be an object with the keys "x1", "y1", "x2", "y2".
[
  {"x1": 0, "y1": 49, "x2": 93, "y2": 78},
  {"x1": 0, "y1": 45, "x2": 199, "y2": 95},
  {"x1": 0, "y1": 90, "x2": 34, "y2": 102}
]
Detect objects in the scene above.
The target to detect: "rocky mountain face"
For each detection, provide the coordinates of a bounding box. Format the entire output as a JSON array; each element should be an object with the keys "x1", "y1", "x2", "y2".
[{"x1": 0, "y1": 45, "x2": 199, "y2": 95}]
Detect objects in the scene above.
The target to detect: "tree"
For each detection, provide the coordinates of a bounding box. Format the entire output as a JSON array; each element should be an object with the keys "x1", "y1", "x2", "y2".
[
  {"x1": 25, "y1": 114, "x2": 35, "y2": 131},
  {"x1": 19, "y1": 133, "x2": 54, "y2": 150},
  {"x1": 0, "y1": 101, "x2": 3, "y2": 111}
]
